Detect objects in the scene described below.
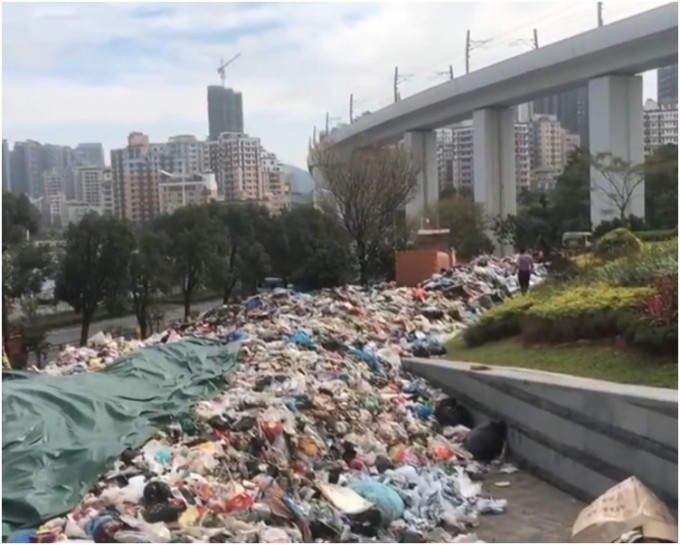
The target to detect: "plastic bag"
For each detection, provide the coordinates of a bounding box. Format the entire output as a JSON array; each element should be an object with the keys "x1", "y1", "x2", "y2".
[
  {"x1": 348, "y1": 480, "x2": 405, "y2": 526},
  {"x1": 463, "y1": 421, "x2": 506, "y2": 463}
]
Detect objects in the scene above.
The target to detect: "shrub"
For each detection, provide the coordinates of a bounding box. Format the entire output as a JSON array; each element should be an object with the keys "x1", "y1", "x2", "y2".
[
  {"x1": 640, "y1": 275, "x2": 678, "y2": 326},
  {"x1": 594, "y1": 228, "x2": 643, "y2": 261},
  {"x1": 462, "y1": 294, "x2": 536, "y2": 347},
  {"x1": 463, "y1": 284, "x2": 654, "y2": 347},
  {"x1": 634, "y1": 229, "x2": 678, "y2": 243},
  {"x1": 625, "y1": 323, "x2": 678, "y2": 355},
  {"x1": 526, "y1": 285, "x2": 653, "y2": 318},
  {"x1": 590, "y1": 239, "x2": 677, "y2": 287},
  {"x1": 519, "y1": 285, "x2": 653, "y2": 343},
  {"x1": 593, "y1": 216, "x2": 647, "y2": 239}
]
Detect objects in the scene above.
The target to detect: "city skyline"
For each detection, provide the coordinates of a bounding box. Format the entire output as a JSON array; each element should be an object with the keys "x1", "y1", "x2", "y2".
[{"x1": 2, "y1": 2, "x2": 670, "y2": 168}]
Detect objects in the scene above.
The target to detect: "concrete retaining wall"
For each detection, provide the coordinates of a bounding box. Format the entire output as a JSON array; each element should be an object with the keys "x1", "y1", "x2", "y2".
[{"x1": 403, "y1": 358, "x2": 678, "y2": 508}]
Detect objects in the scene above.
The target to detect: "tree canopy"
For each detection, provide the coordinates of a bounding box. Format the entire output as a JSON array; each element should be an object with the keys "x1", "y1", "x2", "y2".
[
  {"x1": 433, "y1": 195, "x2": 493, "y2": 260},
  {"x1": 308, "y1": 144, "x2": 419, "y2": 283},
  {"x1": 645, "y1": 144, "x2": 678, "y2": 230},
  {"x1": 127, "y1": 228, "x2": 172, "y2": 339},
  {"x1": 55, "y1": 213, "x2": 135, "y2": 345},
  {"x1": 2, "y1": 191, "x2": 41, "y2": 249}
]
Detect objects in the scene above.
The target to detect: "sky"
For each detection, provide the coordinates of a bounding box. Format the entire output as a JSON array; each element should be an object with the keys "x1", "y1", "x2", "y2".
[{"x1": 1, "y1": 1, "x2": 670, "y2": 168}]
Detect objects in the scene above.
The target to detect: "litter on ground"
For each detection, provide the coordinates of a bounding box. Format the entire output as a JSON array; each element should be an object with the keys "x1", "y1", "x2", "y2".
[{"x1": 5, "y1": 257, "x2": 552, "y2": 543}]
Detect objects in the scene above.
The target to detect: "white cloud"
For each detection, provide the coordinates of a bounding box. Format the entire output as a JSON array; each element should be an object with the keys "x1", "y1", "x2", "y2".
[{"x1": 2, "y1": 1, "x2": 669, "y2": 167}]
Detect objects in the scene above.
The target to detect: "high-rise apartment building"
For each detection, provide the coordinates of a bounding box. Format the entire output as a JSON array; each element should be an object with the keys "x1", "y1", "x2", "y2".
[
  {"x1": 207, "y1": 132, "x2": 264, "y2": 201},
  {"x1": 74, "y1": 166, "x2": 115, "y2": 214},
  {"x1": 533, "y1": 87, "x2": 589, "y2": 150},
  {"x1": 62, "y1": 202, "x2": 104, "y2": 226},
  {"x1": 44, "y1": 144, "x2": 75, "y2": 199},
  {"x1": 43, "y1": 168, "x2": 64, "y2": 198},
  {"x1": 657, "y1": 64, "x2": 678, "y2": 105},
  {"x1": 2, "y1": 140, "x2": 11, "y2": 192},
  {"x1": 10, "y1": 140, "x2": 46, "y2": 196},
  {"x1": 514, "y1": 123, "x2": 532, "y2": 190},
  {"x1": 44, "y1": 144, "x2": 73, "y2": 173},
  {"x1": 110, "y1": 132, "x2": 179, "y2": 223},
  {"x1": 643, "y1": 99, "x2": 678, "y2": 154},
  {"x1": 74, "y1": 143, "x2": 106, "y2": 167},
  {"x1": 166, "y1": 135, "x2": 207, "y2": 175},
  {"x1": 10, "y1": 144, "x2": 28, "y2": 195},
  {"x1": 530, "y1": 114, "x2": 580, "y2": 191},
  {"x1": 158, "y1": 171, "x2": 219, "y2": 215},
  {"x1": 436, "y1": 121, "x2": 532, "y2": 194},
  {"x1": 207, "y1": 86, "x2": 244, "y2": 140},
  {"x1": 261, "y1": 151, "x2": 290, "y2": 213},
  {"x1": 42, "y1": 169, "x2": 66, "y2": 227}
]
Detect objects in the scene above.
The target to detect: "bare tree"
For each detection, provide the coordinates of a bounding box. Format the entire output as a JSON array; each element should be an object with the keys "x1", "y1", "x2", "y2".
[
  {"x1": 309, "y1": 144, "x2": 420, "y2": 284},
  {"x1": 590, "y1": 152, "x2": 645, "y2": 221}
]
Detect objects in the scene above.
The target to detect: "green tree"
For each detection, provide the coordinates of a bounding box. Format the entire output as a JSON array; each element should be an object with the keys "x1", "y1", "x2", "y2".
[
  {"x1": 645, "y1": 144, "x2": 678, "y2": 230},
  {"x1": 205, "y1": 203, "x2": 271, "y2": 303},
  {"x1": 55, "y1": 213, "x2": 135, "y2": 346},
  {"x1": 2, "y1": 191, "x2": 41, "y2": 249},
  {"x1": 2, "y1": 244, "x2": 53, "y2": 361},
  {"x1": 435, "y1": 195, "x2": 494, "y2": 260},
  {"x1": 265, "y1": 213, "x2": 293, "y2": 285},
  {"x1": 278, "y1": 206, "x2": 352, "y2": 288},
  {"x1": 159, "y1": 205, "x2": 217, "y2": 319},
  {"x1": 127, "y1": 228, "x2": 173, "y2": 339},
  {"x1": 309, "y1": 144, "x2": 420, "y2": 284},
  {"x1": 551, "y1": 149, "x2": 591, "y2": 233},
  {"x1": 19, "y1": 298, "x2": 50, "y2": 368}
]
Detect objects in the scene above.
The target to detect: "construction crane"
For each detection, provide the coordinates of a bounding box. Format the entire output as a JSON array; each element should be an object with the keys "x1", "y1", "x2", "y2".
[{"x1": 217, "y1": 53, "x2": 241, "y2": 87}]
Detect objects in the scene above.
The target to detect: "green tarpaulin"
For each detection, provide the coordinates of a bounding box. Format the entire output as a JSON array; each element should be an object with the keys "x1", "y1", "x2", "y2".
[{"x1": 2, "y1": 337, "x2": 238, "y2": 540}]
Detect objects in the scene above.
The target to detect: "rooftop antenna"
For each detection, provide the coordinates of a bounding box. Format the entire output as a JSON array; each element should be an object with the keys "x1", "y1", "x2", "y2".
[{"x1": 217, "y1": 53, "x2": 241, "y2": 87}]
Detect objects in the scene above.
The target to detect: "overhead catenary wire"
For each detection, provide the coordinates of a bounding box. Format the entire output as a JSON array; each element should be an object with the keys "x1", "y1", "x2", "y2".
[
  {"x1": 407, "y1": 1, "x2": 644, "y2": 87},
  {"x1": 324, "y1": 2, "x2": 655, "y2": 129}
]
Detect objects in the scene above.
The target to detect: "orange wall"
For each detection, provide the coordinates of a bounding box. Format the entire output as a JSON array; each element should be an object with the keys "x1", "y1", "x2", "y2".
[{"x1": 396, "y1": 250, "x2": 452, "y2": 287}]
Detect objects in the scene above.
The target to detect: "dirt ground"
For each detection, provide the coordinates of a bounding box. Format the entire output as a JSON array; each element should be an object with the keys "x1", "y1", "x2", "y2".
[{"x1": 475, "y1": 468, "x2": 585, "y2": 543}]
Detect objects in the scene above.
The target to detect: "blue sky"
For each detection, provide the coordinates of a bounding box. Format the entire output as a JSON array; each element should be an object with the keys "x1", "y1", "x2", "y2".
[{"x1": 2, "y1": 2, "x2": 667, "y2": 168}]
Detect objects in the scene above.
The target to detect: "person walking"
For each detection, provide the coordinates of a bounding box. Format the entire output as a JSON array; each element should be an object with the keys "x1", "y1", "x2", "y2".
[{"x1": 516, "y1": 247, "x2": 534, "y2": 295}]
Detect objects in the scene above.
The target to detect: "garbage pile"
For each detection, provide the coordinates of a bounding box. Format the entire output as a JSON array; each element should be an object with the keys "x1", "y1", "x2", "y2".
[
  {"x1": 15, "y1": 256, "x2": 546, "y2": 543},
  {"x1": 39, "y1": 256, "x2": 546, "y2": 377},
  {"x1": 26, "y1": 340, "x2": 510, "y2": 542}
]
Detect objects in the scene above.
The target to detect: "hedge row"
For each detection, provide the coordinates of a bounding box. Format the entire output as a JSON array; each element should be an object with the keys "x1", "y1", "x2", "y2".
[
  {"x1": 463, "y1": 284, "x2": 677, "y2": 354},
  {"x1": 633, "y1": 229, "x2": 678, "y2": 242}
]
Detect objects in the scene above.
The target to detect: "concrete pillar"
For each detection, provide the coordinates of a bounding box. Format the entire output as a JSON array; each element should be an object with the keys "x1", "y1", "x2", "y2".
[
  {"x1": 473, "y1": 107, "x2": 517, "y2": 256},
  {"x1": 588, "y1": 75, "x2": 644, "y2": 226},
  {"x1": 404, "y1": 130, "x2": 438, "y2": 219}
]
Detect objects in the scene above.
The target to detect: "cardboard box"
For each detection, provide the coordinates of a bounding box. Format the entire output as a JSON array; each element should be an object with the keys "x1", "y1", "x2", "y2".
[{"x1": 571, "y1": 476, "x2": 678, "y2": 543}]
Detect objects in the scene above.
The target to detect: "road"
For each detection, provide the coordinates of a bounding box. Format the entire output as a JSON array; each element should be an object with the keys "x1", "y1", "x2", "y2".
[{"x1": 45, "y1": 299, "x2": 223, "y2": 349}]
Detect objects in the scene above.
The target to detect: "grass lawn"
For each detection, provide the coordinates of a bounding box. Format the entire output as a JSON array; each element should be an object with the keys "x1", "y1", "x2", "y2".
[{"x1": 445, "y1": 336, "x2": 678, "y2": 389}]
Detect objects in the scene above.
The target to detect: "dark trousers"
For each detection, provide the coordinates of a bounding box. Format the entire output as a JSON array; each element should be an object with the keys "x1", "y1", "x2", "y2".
[{"x1": 518, "y1": 270, "x2": 531, "y2": 295}]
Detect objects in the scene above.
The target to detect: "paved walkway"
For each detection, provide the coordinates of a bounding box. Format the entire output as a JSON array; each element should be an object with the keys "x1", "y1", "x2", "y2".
[{"x1": 476, "y1": 466, "x2": 584, "y2": 543}]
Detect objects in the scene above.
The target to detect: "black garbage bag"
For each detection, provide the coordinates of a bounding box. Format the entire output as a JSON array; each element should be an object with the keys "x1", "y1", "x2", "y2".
[
  {"x1": 434, "y1": 397, "x2": 473, "y2": 429},
  {"x1": 421, "y1": 307, "x2": 445, "y2": 321},
  {"x1": 464, "y1": 420, "x2": 507, "y2": 463}
]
